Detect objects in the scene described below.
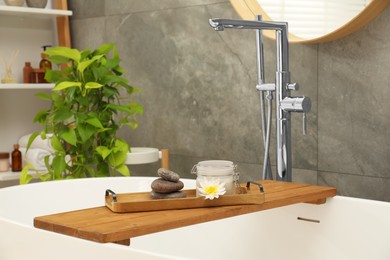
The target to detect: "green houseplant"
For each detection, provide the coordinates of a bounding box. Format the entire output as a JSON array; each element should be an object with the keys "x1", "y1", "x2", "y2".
[{"x1": 21, "y1": 43, "x2": 143, "y2": 184}]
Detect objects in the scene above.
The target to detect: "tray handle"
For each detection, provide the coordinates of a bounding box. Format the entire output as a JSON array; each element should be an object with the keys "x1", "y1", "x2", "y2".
[
  {"x1": 105, "y1": 189, "x2": 117, "y2": 202},
  {"x1": 246, "y1": 181, "x2": 264, "y2": 193}
]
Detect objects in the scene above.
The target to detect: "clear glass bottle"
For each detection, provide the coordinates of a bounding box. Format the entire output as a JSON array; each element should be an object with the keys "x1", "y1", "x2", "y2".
[{"x1": 11, "y1": 144, "x2": 22, "y2": 172}]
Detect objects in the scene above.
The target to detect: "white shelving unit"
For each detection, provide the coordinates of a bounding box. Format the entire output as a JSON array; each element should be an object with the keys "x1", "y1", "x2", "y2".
[
  {"x1": 0, "y1": 83, "x2": 54, "y2": 89},
  {"x1": 0, "y1": 5, "x2": 71, "y2": 17},
  {"x1": 0, "y1": 170, "x2": 38, "y2": 181},
  {"x1": 0, "y1": 0, "x2": 71, "y2": 184}
]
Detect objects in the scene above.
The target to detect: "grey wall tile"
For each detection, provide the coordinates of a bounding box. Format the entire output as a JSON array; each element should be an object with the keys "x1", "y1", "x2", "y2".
[
  {"x1": 319, "y1": 171, "x2": 390, "y2": 202},
  {"x1": 68, "y1": 0, "x2": 105, "y2": 19},
  {"x1": 105, "y1": 0, "x2": 229, "y2": 16},
  {"x1": 318, "y1": 7, "x2": 390, "y2": 178},
  {"x1": 292, "y1": 168, "x2": 317, "y2": 185},
  {"x1": 70, "y1": 18, "x2": 106, "y2": 50}
]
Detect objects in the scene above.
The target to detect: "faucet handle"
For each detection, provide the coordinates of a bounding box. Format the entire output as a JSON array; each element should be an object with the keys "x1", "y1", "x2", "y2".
[
  {"x1": 287, "y1": 82, "x2": 299, "y2": 91},
  {"x1": 256, "y1": 83, "x2": 276, "y2": 92},
  {"x1": 303, "y1": 112, "x2": 308, "y2": 135},
  {"x1": 280, "y1": 96, "x2": 311, "y2": 113},
  {"x1": 281, "y1": 96, "x2": 311, "y2": 135}
]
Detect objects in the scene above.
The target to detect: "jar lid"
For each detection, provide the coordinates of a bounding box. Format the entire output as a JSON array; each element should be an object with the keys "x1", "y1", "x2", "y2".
[
  {"x1": 195, "y1": 160, "x2": 234, "y2": 176},
  {"x1": 198, "y1": 160, "x2": 234, "y2": 166},
  {"x1": 0, "y1": 152, "x2": 10, "y2": 159}
]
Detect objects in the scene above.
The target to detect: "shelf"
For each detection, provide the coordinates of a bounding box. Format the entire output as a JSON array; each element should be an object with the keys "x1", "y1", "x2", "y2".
[
  {"x1": 0, "y1": 5, "x2": 72, "y2": 18},
  {"x1": 0, "y1": 83, "x2": 54, "y2": 89},
  {"x1": 0, "y1": 170, "x2": 38, "y2": 181},
  {"x1": 0, "y1": 171, "x2": 21, "y2": 181}
]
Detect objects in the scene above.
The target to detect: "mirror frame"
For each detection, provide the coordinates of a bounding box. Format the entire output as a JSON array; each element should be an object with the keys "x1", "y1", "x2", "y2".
[{"x1": 230, "y1": 0, "x2": 390, "y2": 43}]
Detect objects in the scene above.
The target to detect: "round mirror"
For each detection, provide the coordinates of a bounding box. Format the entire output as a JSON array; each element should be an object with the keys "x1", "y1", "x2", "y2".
[{"x1": 231, "y1": 0, "x2": 390, "y2": 43}]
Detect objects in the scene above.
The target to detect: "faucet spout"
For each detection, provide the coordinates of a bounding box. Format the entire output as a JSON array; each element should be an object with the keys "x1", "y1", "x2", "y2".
[{"x1": 209, "y1": 18, "x2": 287, "y2": 32}]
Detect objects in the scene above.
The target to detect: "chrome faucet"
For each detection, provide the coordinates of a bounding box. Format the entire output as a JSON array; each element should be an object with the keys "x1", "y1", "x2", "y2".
[{"x1": 209, "y1": 17, "x2": 311, "y2": 182}]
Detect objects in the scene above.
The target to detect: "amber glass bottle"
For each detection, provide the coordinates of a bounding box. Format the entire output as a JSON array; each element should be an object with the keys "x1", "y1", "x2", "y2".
[
  {"x1": 23, "y1": 62, "x2": 32, "y2": 83},
  {"x1": 11, "y1": 144, "x2": 22, "y2": 172},
  {"x1": 39, "y1": 45, "x2": 52, "y2": 83}
]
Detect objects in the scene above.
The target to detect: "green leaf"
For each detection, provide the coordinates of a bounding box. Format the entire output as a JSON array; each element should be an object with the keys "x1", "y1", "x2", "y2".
[
  {"x1": 115, "y1": 164, "x2": 130, "y2": 176},
  {"x1": 46, "y1": 55, "x2": 71, "y2": 65},
  {"x1": 101, "y1": 75, "x2": 128, "y2": 85},
  {"x1": 44, "y1": 69, "x2": 64, "y2": 83},
  {"x1": 77, "y1": 54, "x2": 103, "y2": 74},
  {"x1": 85, "y1": 82, "x2": 103, "y2": 89},
  {"x1": 60, "y1": 128, "x2": 77, "y2": 146},
  {"x1": 53, "y1": 81, "x2": 82, "y2": 91},
  {"x1": 44, "y1": 46, "x2": 81, "y2": 62},
  {"x1": 106, "y1": 57, "x2": 120, "y2": 69},
  {"x1": 52, "y1": 155, "x2": 67, "y2": 179},
  {"x1": 96, "y1": 146, "x2": 111, "y2": 160},
  {"x1": 33, "y1": 110, "x2": 48, "y2": 124},
  {"x1": 95, "y1": 43, "x2": 114, "y2": 55},
  {"x1": 115, "y1": 138, "x2": 129, "y2": 153},
  {"x1": 97, "y1": 162, "x2": 110, "y2": 177},
  {"x1": 53, "y1": 108, "x2": 73, "y2": 122},
  {"x1": 92, "y1": 66, "x2": 110, "y2": 80},
  {"x1": 80, "y1": 48, "x2": 91, "y2": 57},
  {"x1": 86, "y1": 118, "x2": 104, "y2": 129},
  {"x1": 26, "y1": 132, "x2": 40, "y2": 150},
  {"x1": 124, "y1": 121, "x2": 138, "y2": 129},
  {"x1": 51, "y1": 135, "x2": 65, "y2": 153},
  {"x1": 84, "y1": 165, "x2": 96, "y2": 177},
  {"x1": 77, "y1": 123, "x2": 95, "y2": 143},
  {"x1": 20, "y1": 165, "x2": 32, "y2": 184},
  {"x1": 39, "y1": 173, "x2": 52, "y2": 182},
  {"x1": 102, "y1": 86, "x2": 118, "y2": 97},
  {"x1": 129, "y1": 102, "x2": 144, "y2": 115},
  {"x1": 108, "y1": 140, "x2": 129, "y2": 167},
  {"x1": 106, "y1": 104, "x2": 132, "y2": 113},
  {"x1": 35, "y1": 92, "x2": 52, "y2": 101},
  {"x1": 113, "y1": 65, "x2": 125, "y2": 75}
]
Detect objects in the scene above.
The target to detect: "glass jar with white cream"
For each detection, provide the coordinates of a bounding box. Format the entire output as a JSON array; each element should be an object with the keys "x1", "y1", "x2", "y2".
[{"x1": 192, "y1": 160, "x2": 239, "y2": 199}]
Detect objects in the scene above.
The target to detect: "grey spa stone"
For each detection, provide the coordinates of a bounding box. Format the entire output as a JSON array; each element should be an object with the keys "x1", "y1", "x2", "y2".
[
  {"x1": 157, "y1": 168, "x2": 180, "y2": 182},
  {"x1": 151, "y1": 178, "x2": 184, "y2": 193},
  {"x1": 151, "y1": 191, "x2": 187, "y2": 200}
]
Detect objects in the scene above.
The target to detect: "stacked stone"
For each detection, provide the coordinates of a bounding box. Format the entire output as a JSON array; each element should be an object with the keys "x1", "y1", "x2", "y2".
[{"x1": 150, "y1": 168, "x2": 186, "y2": 199}]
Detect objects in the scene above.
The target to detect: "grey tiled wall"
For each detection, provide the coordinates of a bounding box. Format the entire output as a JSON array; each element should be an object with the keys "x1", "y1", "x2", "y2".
[{"x1": 68, "y1": 0, "x2": 390, "y2": 202}]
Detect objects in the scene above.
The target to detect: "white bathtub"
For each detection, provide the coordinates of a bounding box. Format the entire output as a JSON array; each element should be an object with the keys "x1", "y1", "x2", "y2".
[{"x1": 0, "y1": 177, "x2": 389, "y2": 260}]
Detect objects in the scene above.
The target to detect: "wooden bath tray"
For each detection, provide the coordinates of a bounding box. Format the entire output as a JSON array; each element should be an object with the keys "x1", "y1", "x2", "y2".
[
  {"x1": 34, "y1": 181, "x2": 336, "y2": 246},
  {"x1": 105, "y1": 182, "x2": 264, "y2": 213}
]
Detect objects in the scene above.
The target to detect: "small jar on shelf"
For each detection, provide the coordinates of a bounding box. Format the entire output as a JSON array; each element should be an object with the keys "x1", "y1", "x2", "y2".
[{"x1": 0, "y1": 152, "x2": 10, "y2": 172}]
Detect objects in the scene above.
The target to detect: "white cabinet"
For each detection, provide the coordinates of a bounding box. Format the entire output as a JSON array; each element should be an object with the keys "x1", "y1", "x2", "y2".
[{"x1": 0, "y1": 0, "x2": 72, "y2": 181}]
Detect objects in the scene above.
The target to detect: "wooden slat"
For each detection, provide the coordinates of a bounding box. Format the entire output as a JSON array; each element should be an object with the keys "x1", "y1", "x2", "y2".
[
  {"x1": 160, "y1": 149, "x2": 169, "y2": 169},
  {"x1": 55, "y1": 0, "x2": 71, "y2": 48},
  {"x1": 34, "y1": 181, "x2": 336, "y2": 244}
]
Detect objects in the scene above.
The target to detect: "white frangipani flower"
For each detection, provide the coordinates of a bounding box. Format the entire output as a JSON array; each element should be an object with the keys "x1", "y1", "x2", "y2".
[{"x1": 197, "y1": 178, "x2": 226, "y2": 200}]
